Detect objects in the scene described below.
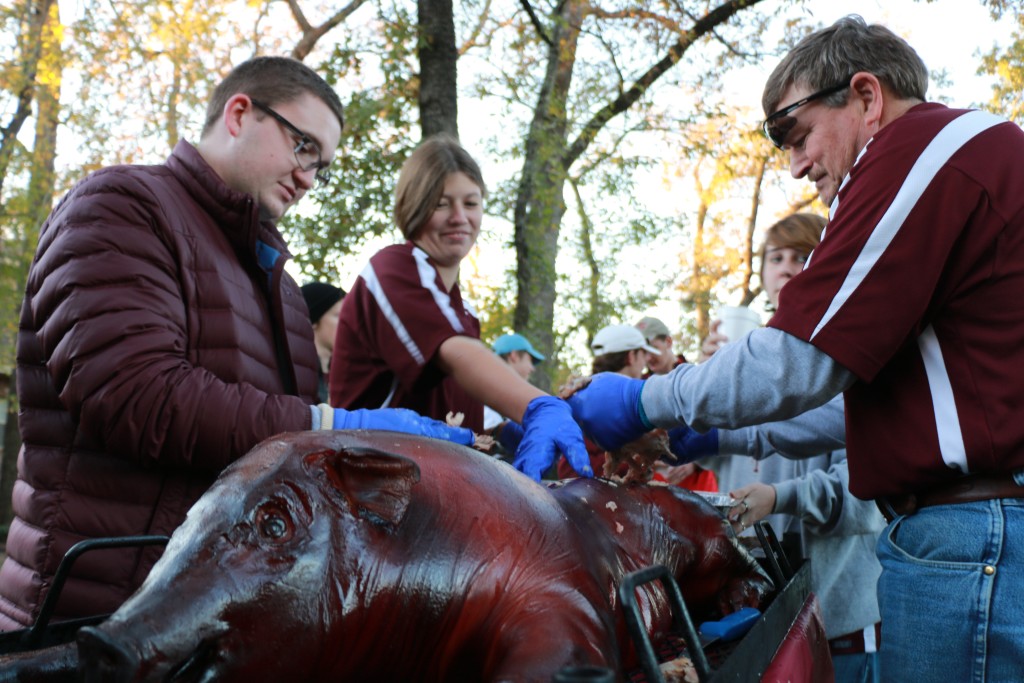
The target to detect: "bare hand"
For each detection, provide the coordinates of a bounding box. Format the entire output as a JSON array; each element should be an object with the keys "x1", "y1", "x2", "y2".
[
  {"x1": 726, "y1": 483, "x2": 776, "y2": 533},
  {"x1": 652, "y1": 461, "x2": 697, "y2": 486},
  {"x1": 557, "y1": 374, "x2": 591, "y2": 399},
  {"x1": 699, "y1": 319, "x2": 728, "y2": 362}
]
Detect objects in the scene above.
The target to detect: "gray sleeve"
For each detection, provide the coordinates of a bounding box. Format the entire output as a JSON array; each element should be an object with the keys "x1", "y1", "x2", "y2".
[
  {"x1": 773, "y1": 455, "x2": 886, "y2": 537},
  {"x1": 640, "y1": 327, "x2": 856, "y2": 432},
  {"x1": 716, "y1": 394, "x2": 846, "y2": 460}
]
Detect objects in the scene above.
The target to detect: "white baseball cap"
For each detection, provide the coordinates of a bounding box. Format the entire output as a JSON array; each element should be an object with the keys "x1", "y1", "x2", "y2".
[{"x1": 591, "y1": 324, "x2": 660, "y2": 356}]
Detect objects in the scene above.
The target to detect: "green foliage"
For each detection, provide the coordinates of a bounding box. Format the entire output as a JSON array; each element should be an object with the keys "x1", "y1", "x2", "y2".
[
  {"x1": 0, "y1": 0, "x2": 59, "y2": 374},
  {"x1": 979, "y1": 12, "x2": 1024, "y2": 123},
  {"x1": 67, "y1": 0, "x2": 229, "y2": 163},
  {"x1": 5, "y1": 0, "x2": 1022, "y2": 380},
  {"x1": 281, "y1": 5, "x2": 420, "y2": 282}
]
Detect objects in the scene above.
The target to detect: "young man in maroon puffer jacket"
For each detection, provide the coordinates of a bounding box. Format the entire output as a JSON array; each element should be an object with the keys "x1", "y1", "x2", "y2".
[{"x1": 1, "y1": 56, "x2": 473, "y2": 630}]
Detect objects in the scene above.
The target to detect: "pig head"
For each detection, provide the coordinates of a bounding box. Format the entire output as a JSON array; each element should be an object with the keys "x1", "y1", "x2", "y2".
[{"x1": 77, "y1": 430, "x2": 771, "y2": 682}]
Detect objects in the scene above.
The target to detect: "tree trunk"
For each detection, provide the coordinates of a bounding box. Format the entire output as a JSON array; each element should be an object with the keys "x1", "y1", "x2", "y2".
[
  {"x1": 739, "y1": 158, "x2": 767, "y2": 305},
  {"x1": 512, "y1": 0, "x2": 765, "y2": 388},
  {"x1": 0, "y1": 375, "x2": 19, "y2": 531},
  {"x1": 417, "y1": 0, "x2": 459, "y2": 139},
  {"x1": 512, "y1": 0, "x2": 583, "y2": 390},
  {"x1": 0, "y1": 0, "x2": 62, "y2": 530},
  {"x1": 0, "y1": 0, "x2": 55, "y2": 204},
  {"x1": 693, "y1": 197, "x2": 711, "y2": 343},
  {"x1": 29, "y1": 0, "x2": 61, "y2": 223}
]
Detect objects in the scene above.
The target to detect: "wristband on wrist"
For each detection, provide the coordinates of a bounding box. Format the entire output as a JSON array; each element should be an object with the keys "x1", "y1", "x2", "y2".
[
  {"x1": 318, "y1": 403, "x2": 334, "y2": 430},
  {"x1": 637, "y1": 393, "x2": 653, "y2": 431}
]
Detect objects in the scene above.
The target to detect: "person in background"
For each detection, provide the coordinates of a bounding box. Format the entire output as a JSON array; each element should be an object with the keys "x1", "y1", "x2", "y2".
[
  {"x1": 691, "y1": 212, "x2": 885, "y2": 682},
  {"x1": 698, "y1": 214, "x2": 827, "y2": 550},
  {"x1": 566, "y1": 16, "x2": 1024, "y2": 681},
  {"x1": 329, "y1": 135, "x2": 590, "y2": 481},
  {"x1": 1, "y1": 57, "x2": 473, "y2": 630},
  {"x1": 301, "y1": 281, "x2": 346, "y2": 403},
  {"x1": 634, "y1": 316, "x2": 686, "y2": 375},
  {"x1": 483, "y1": 333, "x2": 545, "y2": 430},
  {"x1": 556, "y1": 324, "x2": 658, "y2": 479},
  {"x1": 555, "y1": 325, "x2": 715, "y2": 491},
  {"x1": 484, "y1": 333, "x2": 546, "y2": 462},
  {"x1": 634, "y1": 316, "x2": 712, "y2": 490}
]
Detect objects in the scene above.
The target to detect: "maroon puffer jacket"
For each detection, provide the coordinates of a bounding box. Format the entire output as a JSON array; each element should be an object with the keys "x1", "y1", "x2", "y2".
[{"x1": 0, "y1": 141, "x2": 319, "y2": 630}]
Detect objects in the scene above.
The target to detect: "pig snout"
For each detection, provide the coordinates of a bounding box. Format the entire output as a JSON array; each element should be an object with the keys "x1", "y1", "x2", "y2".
[
  {"x1": 78, "y1": 625, "x2": 226, "y2": 683},
  {"x1": 77, "y1": 626, "x2": 139, "y2": 683}
]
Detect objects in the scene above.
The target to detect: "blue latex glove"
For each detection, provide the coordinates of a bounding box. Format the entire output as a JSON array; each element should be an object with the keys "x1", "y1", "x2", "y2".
[
  {"x1": 699, "y1": 607, "x2": 761, "y2": 642},
  {"x1": 564, "y1": 373, "x2": 652, "y2": 451},
  {"x1": 513, "y1": 396, "x2": 592, "y2": 481},
  {"x1": 667, "y1": 425, "x2": 719, "y2": 464},
  {"x1": 496, "y1": 420, "x2": 525, "y2": 452},
  {"x1": 329, "y1": 407, "x2": 474, "y2": 446}
]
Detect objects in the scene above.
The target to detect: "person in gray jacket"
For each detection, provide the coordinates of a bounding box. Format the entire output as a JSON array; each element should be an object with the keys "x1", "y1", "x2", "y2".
[
  {"x1": 693, "y1": 212, "x2": 883, "y2": 682},
  {"x1": 720, "y1": 397, "x2": 883, "y2": 683}
]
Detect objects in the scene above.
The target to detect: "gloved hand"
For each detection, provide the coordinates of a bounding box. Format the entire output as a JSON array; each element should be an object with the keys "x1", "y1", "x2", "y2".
[
  {"x1": 325, "y1": 406, "x2": 475, "y2": 446},
  {"x1": 496, "y1": 420, "x2": 525, "y2": 453},
  {"x1": 667, "y1": 425, "x2": 719, "y2": 464},
  {"x1": 564, "y1": 373, "x2": 652, "y2": 451},
  {"x1": 512, "y1": 396, "x2": 592, "y2": 481}
]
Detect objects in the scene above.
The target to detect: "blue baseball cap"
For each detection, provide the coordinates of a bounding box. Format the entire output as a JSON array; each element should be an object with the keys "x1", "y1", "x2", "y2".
[{"x1": 492, "y1": 333, "x2": 545, "y2": 362}]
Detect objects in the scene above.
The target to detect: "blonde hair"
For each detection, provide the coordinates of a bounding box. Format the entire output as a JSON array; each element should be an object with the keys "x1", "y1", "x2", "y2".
[{"x1": 393, "y1": 135, "x2": 487, "y2": 239}]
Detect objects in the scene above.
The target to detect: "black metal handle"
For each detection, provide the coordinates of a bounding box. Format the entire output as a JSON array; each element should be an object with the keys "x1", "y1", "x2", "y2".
[
  {"x1": 23, "y1": 535, "x2": 169, "y2": 649},
  {"x1": 753, "y1": 521, "x2": 793, "y2": 587},
  {"x1": 617, "y1": 564, "x2": 712, "y2": 683}
]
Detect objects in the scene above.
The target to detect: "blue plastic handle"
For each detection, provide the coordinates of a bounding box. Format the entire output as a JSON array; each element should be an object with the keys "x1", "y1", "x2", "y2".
[{"x1": 698, "y1": 607, "x2": 761, "y2": 641}]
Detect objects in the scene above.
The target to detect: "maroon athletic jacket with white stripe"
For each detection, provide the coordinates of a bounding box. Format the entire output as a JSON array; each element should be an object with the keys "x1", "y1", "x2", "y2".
[{"x1": 329, "y1": 242, "x2": 484, "y2": 433}]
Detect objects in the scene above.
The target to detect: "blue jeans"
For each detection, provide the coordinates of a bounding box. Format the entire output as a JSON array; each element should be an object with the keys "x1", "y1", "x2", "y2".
[
  {"x1": 876, "y1": 495, "x2": 1024, "y2": 682},
  {"x1": 832, "y1": 652, "x2": 880, "y2": 683}
]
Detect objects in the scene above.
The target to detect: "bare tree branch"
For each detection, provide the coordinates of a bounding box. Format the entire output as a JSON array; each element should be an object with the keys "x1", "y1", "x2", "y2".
[
  {"x1": 0, "y1": 0, "x2": 55, "y2": 205},
  {"x1": 519, "y1": 0, "x2": 552, "y2": 46},
  {"x1": 288, "y1": 0, "x2": 370, "y2": 61},
  {"x1": 563, "y1": 0, "x2": 764, "y2": 169},
  {"x1": 588, "y1": 7, "x2": 684, "y2": 34},
  {"x1": 459, "y1": 0, "x2": 493, "y2": 55}
]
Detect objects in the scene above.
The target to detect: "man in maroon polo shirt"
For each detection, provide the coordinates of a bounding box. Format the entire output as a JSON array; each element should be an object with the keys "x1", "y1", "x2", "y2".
[{"x1": 564, "y1": 16, "x2": 1024, "y2": 682}]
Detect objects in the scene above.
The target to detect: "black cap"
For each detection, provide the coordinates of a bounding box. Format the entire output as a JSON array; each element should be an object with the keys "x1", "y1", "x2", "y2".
[{"x1": 301, "y1": 282, "x2": 345, "y2": 323}]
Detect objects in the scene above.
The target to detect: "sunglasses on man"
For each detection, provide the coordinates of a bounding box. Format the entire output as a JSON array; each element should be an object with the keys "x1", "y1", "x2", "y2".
[{"x1": 762, "y1": 76, "x2": 853, "y2": 149}]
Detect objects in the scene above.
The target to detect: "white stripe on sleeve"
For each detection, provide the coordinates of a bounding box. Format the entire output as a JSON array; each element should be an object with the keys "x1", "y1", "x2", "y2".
[
  {"x1": 918, "y1": 325, "x2": 968, "y2": 473},
  {"x1": 412, "y1": 247, "x2": 466, "y2": 333},
  {"x1": 810, "y1": 110, "x2": 1005, "y2": 340},
  {"x1": 361, "y1": 262, "x2": 426, "y2": 366}
]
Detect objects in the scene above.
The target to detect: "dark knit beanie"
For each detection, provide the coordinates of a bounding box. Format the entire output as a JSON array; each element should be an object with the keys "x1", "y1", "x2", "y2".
[{"x1": 301, "y1": 282, "x2": 345, "y2": 324}]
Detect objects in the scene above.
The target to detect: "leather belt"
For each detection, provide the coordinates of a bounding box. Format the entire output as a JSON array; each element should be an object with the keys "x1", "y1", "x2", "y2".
[
  {"x1": 828, "y1": 622, "x2": 881, "y2": 656},
  {"x1": 876, "y1": 473, "x2": 1024, "y2": 523}
]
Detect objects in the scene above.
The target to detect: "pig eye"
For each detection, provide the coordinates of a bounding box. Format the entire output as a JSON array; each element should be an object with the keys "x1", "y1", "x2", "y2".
[{"x1": 255, "y1": 506, "x2": 293, "y2": 542}]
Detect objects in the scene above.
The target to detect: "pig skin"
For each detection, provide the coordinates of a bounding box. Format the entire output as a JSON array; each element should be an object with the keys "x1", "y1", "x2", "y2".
[{"x1": 70, "y1": 430, "x2": 771, "y2": 682}]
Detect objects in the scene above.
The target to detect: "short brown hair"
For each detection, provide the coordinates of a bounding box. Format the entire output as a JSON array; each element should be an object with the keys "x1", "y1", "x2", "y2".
[
  {"x1": 393, "y1": 135, "x2": 487, "y2": 239},
  {"x1": 592, "y1": 351, "x2": 631, "y2": 374},
  {"x1": 202, "y1": 56, "x2": 345, "y2": 138},
  {"x1": 762, "y1": 15, "x2": 928, "y2": 117}
]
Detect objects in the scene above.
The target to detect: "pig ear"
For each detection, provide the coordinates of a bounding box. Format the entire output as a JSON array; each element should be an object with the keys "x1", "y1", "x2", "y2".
[{"x1": 305, "y1": 447, "x2": 421, "y2": 528}]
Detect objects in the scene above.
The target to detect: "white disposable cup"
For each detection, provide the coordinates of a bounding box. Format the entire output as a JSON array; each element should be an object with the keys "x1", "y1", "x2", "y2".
[{"x1": 718, "y1": 305, "x2": 761, "y2": 342}]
